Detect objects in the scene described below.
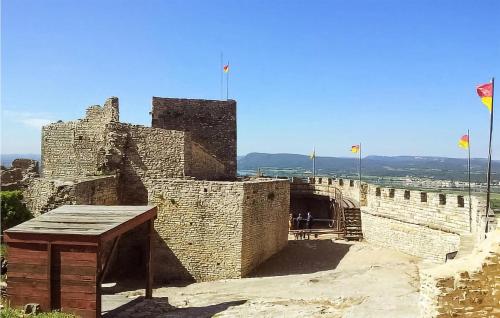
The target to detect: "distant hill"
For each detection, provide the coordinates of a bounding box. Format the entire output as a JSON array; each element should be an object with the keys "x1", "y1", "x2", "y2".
[
  {"x1": 1, "y1": 154, "x2": 41, "y2": 167},
  {"x1": 237, "y1": 152, "x2": 500, "y2": 182},
  {"x1": 2, "y1": 152, "x2": 498, "y2": 183}
]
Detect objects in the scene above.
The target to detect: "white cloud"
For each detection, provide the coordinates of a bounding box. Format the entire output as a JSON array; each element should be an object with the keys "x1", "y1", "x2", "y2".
[
  {"x1": 3, "y1": 109, "x2": 56, "y2": 129},
  {"x1": 20, "y1": 118, "x2": 54, "y2": 128}
]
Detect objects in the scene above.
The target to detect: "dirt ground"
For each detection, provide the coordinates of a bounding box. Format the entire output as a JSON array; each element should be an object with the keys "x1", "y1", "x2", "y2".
[{"x1": 103, "y1": 236, "x2": 421, "y2": 318}]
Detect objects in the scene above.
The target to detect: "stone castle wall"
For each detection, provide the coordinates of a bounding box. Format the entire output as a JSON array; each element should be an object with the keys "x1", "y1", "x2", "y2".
[
  {"x1": 24, "y1": 175, "x2": 118, "y2": 216},
  {"x1": 148, "y1": 179, "x2": 289, "y2": 282},
  {"x1": 118, "y1": 124, "x2": 226, "y2": 204},
  {"x1": 364, "y1": 185, "x2": 484, "y2": 235},
  {"x1": 187, "y1": 142, "x2": 226, "y2": 181},
  {"x1": 419, "y1": 229, "x2": 500, "y2": 317},
  {"x1": 334, "y1": 179, "x2": 366, "y2": 205},
  {"x1": 151, "y1": 97, "x2": 237, "y2": 179},
  {"x1": 241, "y1": 180, "x2": 290, "y2": 276},
  {"x1": 117, "y1": 124, "x2": 190, "y2": 205},
  {"x1": 361, "y1": 212, "x2": 461, "y2": 263},
  {"x1": 359, "y1": 185, "x2": 490, "y2": 262},
  {"x1": 42, "y1": 98, "x2": 119, "y2": 178},
  {"x1": 37, "y1": 97, "x2": 229, "y2": 207}
]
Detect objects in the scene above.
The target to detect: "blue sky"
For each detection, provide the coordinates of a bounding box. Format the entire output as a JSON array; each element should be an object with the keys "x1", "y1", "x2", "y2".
[{"x1": 2, "y1": 0, "x2": 499, "y2": 158}]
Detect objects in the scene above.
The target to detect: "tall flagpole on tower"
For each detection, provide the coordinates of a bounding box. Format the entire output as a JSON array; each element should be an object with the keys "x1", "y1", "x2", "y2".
[
  {"x1": 359, "y1": 142, "x2": 362, "y2": 185},
  {"x1": 459, "y1": 132, "x2": 471, "y2": 231},
  {"x1": 226, "y1": 61, "x2": 230, "y2": 100},
  {"x1": 313, "y1": 147, "x2": 316, "y2": 179},
  {"x1": 468, "y1": 129, "x2": 472, "y2": 232}
]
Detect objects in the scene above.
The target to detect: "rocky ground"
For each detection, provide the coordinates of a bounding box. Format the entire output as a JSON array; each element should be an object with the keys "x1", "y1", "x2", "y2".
[{"x1": 103, "y1": 236, "x2": 421, "y2": 318}]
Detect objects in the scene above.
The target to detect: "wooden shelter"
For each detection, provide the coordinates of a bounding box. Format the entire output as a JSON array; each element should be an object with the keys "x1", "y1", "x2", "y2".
[{"x1": 4, "y1": 205, "x2": 157, "y2": 318}]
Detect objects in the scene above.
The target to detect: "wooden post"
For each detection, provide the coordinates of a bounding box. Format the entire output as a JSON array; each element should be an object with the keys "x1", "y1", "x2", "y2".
[
  {"x1": 145, "y1": 220, "x2": 154, "y2": 299},
  {"x1": 96, "y1": 241, "x2": 102, "y2": 318},
  {"x1": 47, "y1": 242, "x2": 52, "y2": 310}
]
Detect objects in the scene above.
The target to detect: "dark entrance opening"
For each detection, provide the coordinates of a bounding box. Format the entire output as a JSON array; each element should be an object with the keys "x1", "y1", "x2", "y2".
[{"x1": 290, "y1": 194, "x2": 335, "y2": 229}]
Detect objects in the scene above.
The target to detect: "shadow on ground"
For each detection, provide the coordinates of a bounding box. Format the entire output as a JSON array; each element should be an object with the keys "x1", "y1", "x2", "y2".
[
  {"x1": 103, "y1": 296, "x2": 247, "y2": 318},
  {"x1": 250, "y1": 239, "x2": 352, "y2": 277}
]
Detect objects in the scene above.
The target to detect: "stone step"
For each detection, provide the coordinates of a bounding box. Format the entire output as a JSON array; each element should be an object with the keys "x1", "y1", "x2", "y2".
[{"x1": 455, "y1": 234, "x2": 476, "y2": 259}]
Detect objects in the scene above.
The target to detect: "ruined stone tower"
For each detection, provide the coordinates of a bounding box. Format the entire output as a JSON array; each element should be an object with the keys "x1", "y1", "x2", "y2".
[{"x1": 26, "y1": 96, "x2": 290, "y2": 282}]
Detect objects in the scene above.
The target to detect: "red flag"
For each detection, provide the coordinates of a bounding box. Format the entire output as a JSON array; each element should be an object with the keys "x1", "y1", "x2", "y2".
[{"x1": 477, "y1": 82, "x2": 493, "y2": 112}]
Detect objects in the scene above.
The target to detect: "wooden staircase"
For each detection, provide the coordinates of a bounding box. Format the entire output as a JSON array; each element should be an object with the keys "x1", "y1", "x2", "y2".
[{"x1": 344, "y1": 207, "x2": 363, "y2": 241}]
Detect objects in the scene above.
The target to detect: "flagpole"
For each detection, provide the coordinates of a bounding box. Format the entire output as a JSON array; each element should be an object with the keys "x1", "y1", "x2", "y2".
[
  {"x1": 468, "y1": 129, "x2": 471, "y2": 232},
  {"x1": 359, "y1": 143, "x2": 362, "y2": 185},
  {"x1": 226, "y1": 61, "x2": 229, "y2": 100},
  {"x1": 485, "y1": 77, "x2": 495, "y2": 234},
  {"x1": 220, "y1": 52, "x2": 223, "y2": 100},
  {"x1": 313, "y1": 147, "x2": 316, "y2": 179}
]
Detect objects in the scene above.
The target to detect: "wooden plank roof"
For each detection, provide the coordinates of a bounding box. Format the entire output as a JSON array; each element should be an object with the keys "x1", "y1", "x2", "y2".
[{"x1": 5, "y1": 205, "x2": 157, "y2": 237}]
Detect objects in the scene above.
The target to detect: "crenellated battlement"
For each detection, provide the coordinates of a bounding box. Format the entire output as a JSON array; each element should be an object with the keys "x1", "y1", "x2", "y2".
[
  {"x1": 290, "y1": 176, "x2": 485, "y2": 216},
  {"x1": 288, "y1": 175, "x2": 495, "y2": 262}
]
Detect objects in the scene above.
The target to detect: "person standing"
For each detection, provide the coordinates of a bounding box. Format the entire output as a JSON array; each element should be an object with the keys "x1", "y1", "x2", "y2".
[
  {"x1": 296, "y1": 213, "x2": 303, "y2": 230},
  {"x1": 306, "y1": 211, "x2": 314, "y2": 230}
]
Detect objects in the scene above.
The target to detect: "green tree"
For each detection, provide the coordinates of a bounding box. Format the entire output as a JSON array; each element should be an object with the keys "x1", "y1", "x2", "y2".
[{"x1": 1, "y1": 191, "x2": 33, "y2": 233}]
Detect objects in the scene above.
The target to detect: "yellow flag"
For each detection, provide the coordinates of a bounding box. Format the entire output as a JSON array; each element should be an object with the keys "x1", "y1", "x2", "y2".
[
  {"x1": 458, "y1": 135, "x2": 469, "y2": 150},
  {"x1": 309, "y1": 150, "x2": 316, "y2": 159}
]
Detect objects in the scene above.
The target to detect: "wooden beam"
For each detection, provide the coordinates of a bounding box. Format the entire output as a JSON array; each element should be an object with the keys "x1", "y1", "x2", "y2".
[
  {"x1": 98, "y1": 235, "x2": 121, "y2": 285},
  {"x1": 145, "y1": 219, "x2": 154, "y2": 299},
  {"x1": 100, "y1": 207, "x2": 157, "y2": 243},
  {"x1": 4, "y1": 233, "x2": 98, "y2": 245}
]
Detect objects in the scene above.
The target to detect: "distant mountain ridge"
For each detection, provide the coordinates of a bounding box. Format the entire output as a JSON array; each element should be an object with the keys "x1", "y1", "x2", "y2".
[
  {"x1": 237, "y1": 152, "x2": 499, "y2": 182},
  {"x1": 2, "y1": 153, "x2": 498, "y2": 182}
]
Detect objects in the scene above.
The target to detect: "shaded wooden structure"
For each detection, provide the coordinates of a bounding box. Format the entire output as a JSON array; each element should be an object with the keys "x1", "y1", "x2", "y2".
[{"x1": 4, "y1": 205, "x2": 157, "y2": 318}]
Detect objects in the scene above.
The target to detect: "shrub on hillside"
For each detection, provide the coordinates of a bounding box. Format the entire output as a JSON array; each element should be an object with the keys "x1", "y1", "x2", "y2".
[{"x1": 1, "y1": 191, "x2": 33, "y2": 233}]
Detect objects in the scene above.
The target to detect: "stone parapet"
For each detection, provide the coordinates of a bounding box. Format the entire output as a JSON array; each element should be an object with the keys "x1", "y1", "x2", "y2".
[
  {"x1": 364, "y1": 184, "x2": 485, "y2": 235},
  {"x1": 361, "y1": 210, "x2": 460, "y2": 263}
]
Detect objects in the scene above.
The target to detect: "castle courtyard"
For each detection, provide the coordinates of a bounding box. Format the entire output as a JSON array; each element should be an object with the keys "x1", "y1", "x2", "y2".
[{"x1": 102, "y1": 237, "x2": 421, "y2": 318}]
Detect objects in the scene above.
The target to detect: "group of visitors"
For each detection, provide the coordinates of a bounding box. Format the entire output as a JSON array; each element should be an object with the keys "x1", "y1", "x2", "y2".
[{"x1": 289, "y1": 211, "x2": 314, "y2": 239}]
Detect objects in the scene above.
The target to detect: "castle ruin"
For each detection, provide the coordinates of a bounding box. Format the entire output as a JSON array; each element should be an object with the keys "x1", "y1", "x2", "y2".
[{"x1": 25, "y1": 97, "x2": 289, "y2": 282}]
